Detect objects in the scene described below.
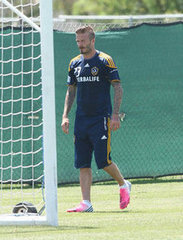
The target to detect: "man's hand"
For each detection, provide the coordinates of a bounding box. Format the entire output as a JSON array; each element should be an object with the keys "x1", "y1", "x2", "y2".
[
  {"x1": 110, "y1": 114, "x2": 120, "y2": 131},
  {"x1": 61, "y1": 117, "x2": 69, "y2": 134}
]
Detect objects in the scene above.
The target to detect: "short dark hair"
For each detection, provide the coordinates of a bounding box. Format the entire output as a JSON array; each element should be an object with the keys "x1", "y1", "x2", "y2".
[{"x1": 75, "y1": 26, "x2": 95, "y2": 40}]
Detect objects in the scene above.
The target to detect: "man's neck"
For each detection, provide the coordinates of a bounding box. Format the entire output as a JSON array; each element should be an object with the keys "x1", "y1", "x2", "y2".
[{"x1": 83, "y1": 49, "x2": 97, "y2": 59}]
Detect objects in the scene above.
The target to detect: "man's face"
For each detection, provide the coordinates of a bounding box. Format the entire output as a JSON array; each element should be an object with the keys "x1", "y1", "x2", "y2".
[{"x1": 76, "y1": 32, "x2": 94, "y2": 55}]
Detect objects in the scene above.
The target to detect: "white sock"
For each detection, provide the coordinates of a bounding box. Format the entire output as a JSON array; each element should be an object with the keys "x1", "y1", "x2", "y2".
[
  {"x1": 82, "y1": 200, "x2": 92, "y2": 207},
  {"x1": 120, "y1": 180, "x2": 131, "y2": 194},
  {"x1": 120, "y1": 180, "x2": 128, "y2": 189}
]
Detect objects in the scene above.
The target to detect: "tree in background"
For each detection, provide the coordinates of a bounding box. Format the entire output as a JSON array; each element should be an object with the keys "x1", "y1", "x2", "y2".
[
  {"x1": 53, "y1": 0, "x2": 183, "y2": 16},
  {"x1": 53, "y1": 0, "x2": 76, "y2": 16}
]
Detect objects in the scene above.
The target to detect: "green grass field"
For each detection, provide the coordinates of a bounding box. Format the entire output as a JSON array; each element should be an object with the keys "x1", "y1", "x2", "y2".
[{"x1": 0, "y1": 176, "x2": 182, "y2": 240}]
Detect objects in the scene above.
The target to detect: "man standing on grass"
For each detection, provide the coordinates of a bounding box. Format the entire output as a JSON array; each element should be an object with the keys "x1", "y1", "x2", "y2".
[{"x1": 61, "y1": 25, "x2": 131, "y2": 212}]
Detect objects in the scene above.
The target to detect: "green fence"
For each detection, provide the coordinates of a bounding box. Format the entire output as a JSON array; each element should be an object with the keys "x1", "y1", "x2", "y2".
[
  {"x1": 1, "y1": 23, "x2": 183, "y2": 184},
  {"x1": 55, "y1": 22, "x2": 183, "y2": 183}
]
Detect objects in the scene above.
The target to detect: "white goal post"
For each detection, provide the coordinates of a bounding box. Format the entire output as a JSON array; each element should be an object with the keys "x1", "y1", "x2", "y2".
[{"x1": 0, "y1": 0, "x2": 58, "y2": 226}]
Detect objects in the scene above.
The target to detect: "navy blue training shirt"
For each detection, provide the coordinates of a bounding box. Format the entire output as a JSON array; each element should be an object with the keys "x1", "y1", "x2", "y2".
[{"x1": 67, "y1": 50, "x2": 120, "y2": 117}]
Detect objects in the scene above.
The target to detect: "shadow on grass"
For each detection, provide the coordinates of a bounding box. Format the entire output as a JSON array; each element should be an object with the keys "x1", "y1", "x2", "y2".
[
  {"x1": 58, "y1": 175, "x2": 183, "y2": 188},
  {"x1": 92, "y1": 175, "x2": 183, "y2": 186},
  {"x1": 93, "y1": 210, "x2": 130, "y2": 214},
  {"x1": 129, "y1": 176, "x2": 183, "y2": 185},
  {"x1": 0, "y1": 225, "x2": 99, "y2": 234}
]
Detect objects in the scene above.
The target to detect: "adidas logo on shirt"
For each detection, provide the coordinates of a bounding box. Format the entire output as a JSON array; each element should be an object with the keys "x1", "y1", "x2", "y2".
[
  {"x1": 101, "y1": 135, "x2": 107, "y2": 140},
  {"x1": 84, "y1": 63, "x2": 90, "y2": 67}
]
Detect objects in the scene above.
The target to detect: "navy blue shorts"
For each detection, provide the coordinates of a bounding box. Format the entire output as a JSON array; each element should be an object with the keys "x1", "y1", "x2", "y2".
[{"x1": 74, "y1": 115, "x2": 112, "y2": 169}]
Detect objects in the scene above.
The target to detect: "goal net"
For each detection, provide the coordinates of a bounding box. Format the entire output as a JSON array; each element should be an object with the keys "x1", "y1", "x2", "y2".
[{"x1": 0, "y1": 0, "x2": 57, "y2": 225}]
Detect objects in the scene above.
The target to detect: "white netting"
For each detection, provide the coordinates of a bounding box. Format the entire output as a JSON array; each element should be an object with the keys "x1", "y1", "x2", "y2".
[
  {"x1": 0, "y1": 0, "x2": 40, "y2": 28},
  {"x1": 0, "y1": 0, "x2": 44, "y2": 216}
]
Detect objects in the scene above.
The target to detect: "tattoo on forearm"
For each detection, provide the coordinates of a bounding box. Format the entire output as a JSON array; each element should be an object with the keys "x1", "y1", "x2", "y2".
[
  {"x1": 63, "y1": 86, "x2": 76, "y2": 117},
  {"x1": 112, "y1": 82, "x2": 123, "y2": 115}
]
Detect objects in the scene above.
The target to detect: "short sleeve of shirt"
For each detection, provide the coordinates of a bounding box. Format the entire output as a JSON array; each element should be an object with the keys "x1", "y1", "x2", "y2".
[
  {"x1": 99, "y1": 52, "x2": 120, "y2": 83},
  {"x1": 67, "y1": 61, "x2": 77, "y2": 86},
  {"x1": 106, "y1": 64, "x2": 120, "y2": 83}
]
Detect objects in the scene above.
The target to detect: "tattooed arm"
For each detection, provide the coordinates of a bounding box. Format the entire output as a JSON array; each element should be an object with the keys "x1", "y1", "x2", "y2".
[
  {"x1": 110, "y1": 81, "x2": 123, "y2": 131},
  {"x1": 61, "y1": 85, "x2": 76, "y2": 134}
]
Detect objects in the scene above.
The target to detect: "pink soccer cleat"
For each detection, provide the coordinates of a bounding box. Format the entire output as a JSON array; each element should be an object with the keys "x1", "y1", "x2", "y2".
[
  {"x1": 119, "y1": 180, "x2": 131, "y2": 209},
  {"x1": 67, "y1": 202, "x2": 93, "y2": 212}
]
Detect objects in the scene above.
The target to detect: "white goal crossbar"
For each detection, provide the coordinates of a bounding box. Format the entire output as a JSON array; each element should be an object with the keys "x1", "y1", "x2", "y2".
[{"x1": 0, "y1": 215, "x2": 47, "y2": 226}]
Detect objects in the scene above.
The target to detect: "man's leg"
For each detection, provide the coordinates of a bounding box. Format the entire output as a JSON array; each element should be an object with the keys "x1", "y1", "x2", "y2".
[
  {"x1": 67, "y1": 167, "x2": 93, "y2": 212},
  {"x1": 103, "y1": 162, "x2": 125, "y2": 186},
  {"x1": 80, "y1": 168, "x2": 92, "y2": 201},
  {"x1": 103, "y1": 162, "x2": 131, "y2": 209}
]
